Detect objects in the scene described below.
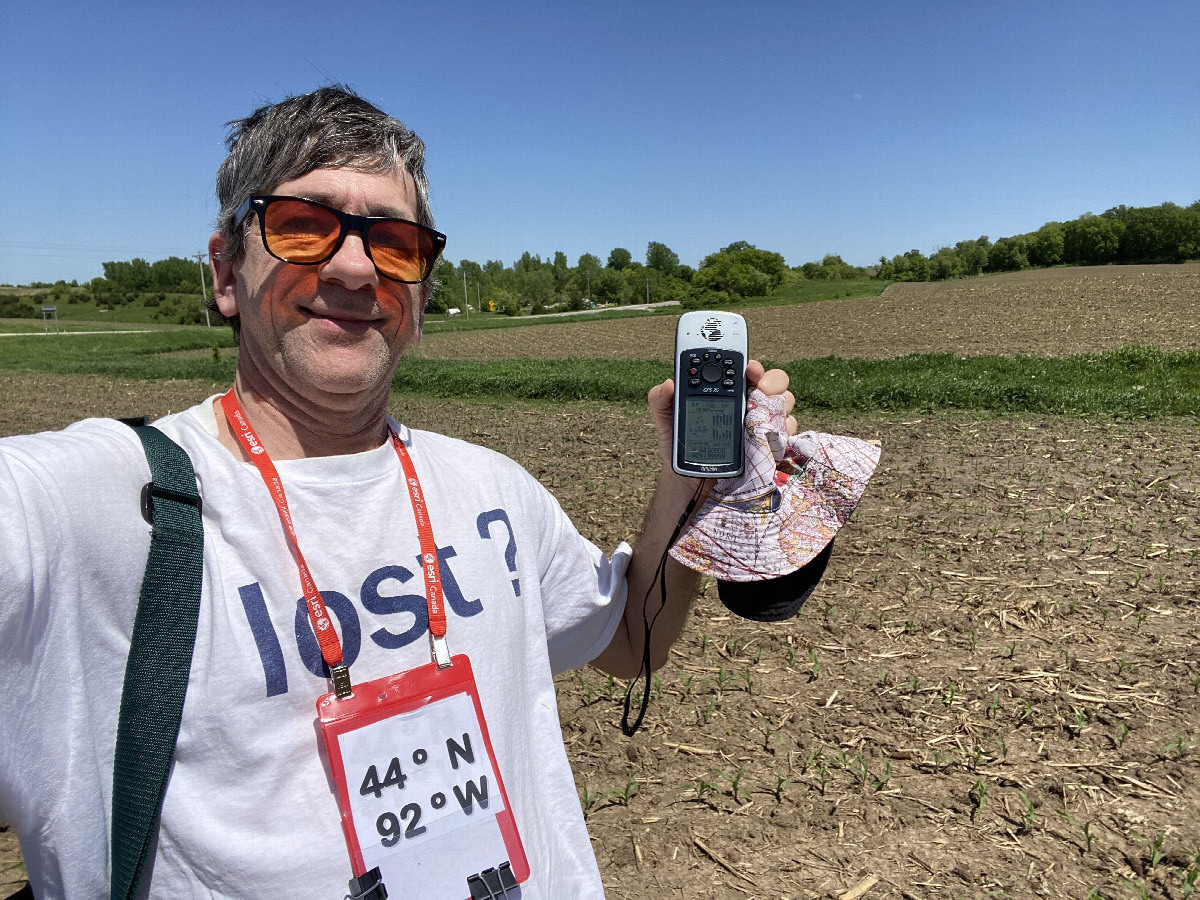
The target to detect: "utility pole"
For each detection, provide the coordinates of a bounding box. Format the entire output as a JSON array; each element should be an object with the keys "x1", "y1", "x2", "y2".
[
  {"x1": 193, "y1": 252, "x2": 212, "y2": 327},
  {"x1": 462, "y1": 272, "x2": 469, "y2": 317}
]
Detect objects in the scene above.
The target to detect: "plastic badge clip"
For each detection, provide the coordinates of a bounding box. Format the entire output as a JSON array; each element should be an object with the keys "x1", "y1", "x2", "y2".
[
  {"x1": 467, "y1": 862, "x2": 518, "y2": 899},
  {"x1": 347, "y1": 865, "x2": 387, "y2": 900}
]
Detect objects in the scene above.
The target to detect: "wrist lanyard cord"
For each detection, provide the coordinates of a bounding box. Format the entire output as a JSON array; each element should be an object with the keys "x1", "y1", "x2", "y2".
[{"x1": 620, "y1": 479, "x2": 706, "y2": 737}]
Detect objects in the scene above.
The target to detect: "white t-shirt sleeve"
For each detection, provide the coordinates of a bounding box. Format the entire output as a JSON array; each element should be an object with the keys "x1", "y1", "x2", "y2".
[
  {"x1": 507, "y1": 465, "x2": 631, "y2": 675},
  {"x1": 0, "y1": 420, "x2": 151, "y2": 870},
  {"x1": 0, "y1": 421, "x2": 144, "y2": 649},
  {"x1": 0, "y1": 447, "x2": 51, "y2": 651},
  {"x1": 541, "y1": 530, "x2": 631, "y2": 675}
]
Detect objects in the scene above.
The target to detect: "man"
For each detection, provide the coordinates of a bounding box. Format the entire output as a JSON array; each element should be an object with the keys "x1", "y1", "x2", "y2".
[{"x1": 0, "y1": 87, "x2": 796, "y2": 898}]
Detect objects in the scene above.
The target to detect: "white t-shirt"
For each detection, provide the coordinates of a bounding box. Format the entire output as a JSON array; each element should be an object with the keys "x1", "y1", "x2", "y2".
[{"x1": 0, "y1": 399, "x2": 631, "y2": 899}]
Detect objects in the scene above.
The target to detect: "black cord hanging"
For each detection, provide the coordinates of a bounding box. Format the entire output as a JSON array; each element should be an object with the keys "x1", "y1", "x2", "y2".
[{"x1": 621, "y1": 481, "x2": 705, "y2": 737}]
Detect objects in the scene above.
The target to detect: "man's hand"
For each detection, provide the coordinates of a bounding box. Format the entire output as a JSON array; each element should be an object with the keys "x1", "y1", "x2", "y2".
[
  {"x1": 646, "y1": 361, "x2": 798, "y2": 470},
  {"x1": 592, "y1": 361, "x2": 796, "y2": 679}
]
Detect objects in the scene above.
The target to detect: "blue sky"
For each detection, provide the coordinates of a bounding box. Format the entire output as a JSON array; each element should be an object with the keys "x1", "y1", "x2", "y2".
[{"x1": 1, "y1": 1, "x2": 1197, "y2": 285}]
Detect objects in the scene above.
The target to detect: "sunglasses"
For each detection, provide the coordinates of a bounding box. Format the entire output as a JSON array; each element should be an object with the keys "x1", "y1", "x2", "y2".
[{"x1": 235, "y1": 195, "x2": 447, "y2": 283}]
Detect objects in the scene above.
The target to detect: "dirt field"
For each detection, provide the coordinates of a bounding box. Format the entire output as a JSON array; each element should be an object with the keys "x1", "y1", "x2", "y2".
[
  {"x1": 410, "y1": 264, "x2": 1200, "y2": 363},
  {"x1": 3, "y1": 265, "x2": 1199, "y2": 899}
]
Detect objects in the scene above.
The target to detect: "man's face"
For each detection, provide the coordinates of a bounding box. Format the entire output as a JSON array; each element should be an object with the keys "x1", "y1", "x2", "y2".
[{"x1": 211, "y1": 165, "x2": 425, "y2": 406}]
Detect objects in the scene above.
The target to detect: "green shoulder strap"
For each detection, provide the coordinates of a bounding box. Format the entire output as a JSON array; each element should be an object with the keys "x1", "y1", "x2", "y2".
[{"x1": 110, "y1": 424, "x2": 204, "y2": 900}]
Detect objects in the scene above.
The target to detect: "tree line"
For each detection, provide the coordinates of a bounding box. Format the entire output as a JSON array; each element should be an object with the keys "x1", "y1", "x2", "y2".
[
  {"x1": 0, "y1": 256, "x2": 210, "y2": 323},
  {"x1": 877, "y1": 201, "x2": 1200, "y2": 282},
  {"x1": 11, "y1": 256, "x2": 204, "y2": 299},
  {"x1": 429, "y1": 240, "x2": 833, "y2": 315},
  {"x1": 3, "y1": 244, "x2": 831, "y2": 321},
  {"x1": 4, "y1": 199, "x2": 1196, "y2": 322},
  {"x1": 430, "y1": 200, "x2": 1200, "y2": 310}
]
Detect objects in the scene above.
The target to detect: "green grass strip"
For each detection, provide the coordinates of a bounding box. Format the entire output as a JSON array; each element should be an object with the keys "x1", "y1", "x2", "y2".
[
  {"x1": 0, "y1": 329, "x2": 1196, "y2": 417},
  {"x1": 780, "y1": 346, "x2": 1200, "y2": 418},
  {"x1": 0, "y1": 329, "x2": 238, "y2": 382},
  {"x1": 392, "y1": 357, "x2": 668, "y2": 402},
  {"x1": 392, "y1": 347, "x2": 1200, "y2": 417}
]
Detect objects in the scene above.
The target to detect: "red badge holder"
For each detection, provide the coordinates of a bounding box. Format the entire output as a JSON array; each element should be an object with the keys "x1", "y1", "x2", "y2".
[
  {"x1": 223, "y1": 394, "x2": 528, "y2": 897},
  {"x1": 317, "y1": 655, "x2": 529, "y2": 899}
]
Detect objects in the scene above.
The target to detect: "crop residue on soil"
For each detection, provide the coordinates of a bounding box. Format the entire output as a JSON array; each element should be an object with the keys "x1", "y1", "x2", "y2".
[{"x1": 2, "y1": 265, "x2": 1198, "y2": 899}]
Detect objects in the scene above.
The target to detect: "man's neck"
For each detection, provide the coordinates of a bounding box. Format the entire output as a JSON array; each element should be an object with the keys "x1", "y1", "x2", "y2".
[{"x1": 214, "y1": 371, "x2": 392, "y2": 461}]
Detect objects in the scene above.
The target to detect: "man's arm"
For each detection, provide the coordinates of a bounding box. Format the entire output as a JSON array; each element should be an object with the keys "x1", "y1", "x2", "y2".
[{"x1": 591, "y1": 363, "x2": 794, "y2": 678}]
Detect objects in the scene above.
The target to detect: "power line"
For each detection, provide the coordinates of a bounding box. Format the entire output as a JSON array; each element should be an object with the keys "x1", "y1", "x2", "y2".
[{"x1": 193, "y1": 252, "x2": 212, "y2": 327}]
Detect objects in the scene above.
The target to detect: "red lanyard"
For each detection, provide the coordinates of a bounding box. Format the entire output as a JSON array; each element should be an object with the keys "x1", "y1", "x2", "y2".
[
  {"x1": 385, "y1": 424, "x2": 450, "y2": 661},
  {"x1": 220, "y1": 390, "x2": 450, "y2": 695}
]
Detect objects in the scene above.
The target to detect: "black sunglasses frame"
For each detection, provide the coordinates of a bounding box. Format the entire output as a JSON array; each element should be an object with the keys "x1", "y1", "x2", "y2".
[{"x1": 234, "y1": 194, "x2": 447, "y2": 284}]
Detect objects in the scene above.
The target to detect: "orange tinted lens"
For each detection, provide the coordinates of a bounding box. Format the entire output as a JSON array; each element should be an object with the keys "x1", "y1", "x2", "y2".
[
  {"x1": 262, "y1": 199, "x2": 341, "y2": 262},
  {"x1": 368, "y1": 221, "x2": 435, "y2": 281}
]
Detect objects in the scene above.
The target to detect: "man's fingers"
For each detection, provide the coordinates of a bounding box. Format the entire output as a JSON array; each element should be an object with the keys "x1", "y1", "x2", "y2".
[
  {"x1": 649, "y1": 378, "x2": 675, "y2": 412},
  {"x1": 755, "y1": 367, "x2": 789, "y2": 397},
  {"x1": 782, "y1": 389, "x2": 796, "y2": 419},
  {"x1": 744, "y1": 359, "x2": 766, "y2": 388}
]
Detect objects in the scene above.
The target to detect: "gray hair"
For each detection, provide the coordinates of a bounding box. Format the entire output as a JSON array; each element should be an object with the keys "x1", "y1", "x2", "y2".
[{"x1": 210, "y1": 86, "x2": 436, "y2": 334}]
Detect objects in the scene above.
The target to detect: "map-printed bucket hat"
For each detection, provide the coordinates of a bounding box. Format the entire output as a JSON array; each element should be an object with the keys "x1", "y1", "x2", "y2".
[{"x1": 670, "y1": 390, "x2": 881, "y2": 589}]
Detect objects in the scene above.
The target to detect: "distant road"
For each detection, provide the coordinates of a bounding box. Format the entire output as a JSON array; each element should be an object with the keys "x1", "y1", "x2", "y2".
[
  {"x1": 0, "y1": 329, "x2": 153, "y2": 337},
  {"x1": 0, "y1": 301, "x2": 684, "y2": 336},
  {"x1": 529, "y1": 300, "x2": 680, "y2": 319}
]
